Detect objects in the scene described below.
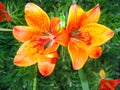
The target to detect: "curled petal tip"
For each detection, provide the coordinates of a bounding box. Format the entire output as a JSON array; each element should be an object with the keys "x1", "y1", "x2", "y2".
[
  {"x1": 25, "y1": 2, "x2": 33, "y2": 7},
  {"x1": 108, "y1": 30, "x2": 114, "y2": 37},
  {"x1": 70, "y1": 4, "x2": 78, "y2": 11},
  {"x1": 92, "y1": 4, "x2": 100, "y2": 14},
  {"x1": 25, "y1": 3, "x2": 36, "y2": 12},
  {"x1": 106, "y1": 30, "x2": 114, "y2": 41},
  {"x1": 95, "y1": 4, "x2": 100, "y2": 10},
  {"x1": 96, "y1": 4, "x2": 100, "y2": 7},
  {"x1": 25, "y1": 3, "x2": 31, "y2": 9}
]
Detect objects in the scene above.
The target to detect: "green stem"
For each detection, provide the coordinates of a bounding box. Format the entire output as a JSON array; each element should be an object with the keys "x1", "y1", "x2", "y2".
[
  {"x1": 78, "y1": 69, "x2": 89, "y2": 90},
  {"x1": 0, "y1": 28, "x2": 12, "y2": 31},
  {"x1": 33, "y1": 64, "x2": 37, "y2": 90}
]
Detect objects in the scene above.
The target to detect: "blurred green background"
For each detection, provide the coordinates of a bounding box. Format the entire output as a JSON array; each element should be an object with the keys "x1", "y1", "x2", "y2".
[{"x1": 0, "y1": 0, "x2": 120, "y2": 90}]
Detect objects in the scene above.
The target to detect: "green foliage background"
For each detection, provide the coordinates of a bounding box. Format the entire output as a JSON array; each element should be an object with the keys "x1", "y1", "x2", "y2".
[{"x1": 0, "y1": 0, "x2": 120, "y2": 90}]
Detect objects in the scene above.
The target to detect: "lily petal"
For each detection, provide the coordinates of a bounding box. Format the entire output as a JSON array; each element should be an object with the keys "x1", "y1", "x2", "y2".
[
  {"x1": 38, "y1": 61, "x2": 56, "y2": 76},
  {"x1": 99, "y1": 79, "x2": 120, "y2": 90},
  {"x1": 0, "y1": 2, "x2": 5, "y2": 10},
  {"x1": 25, "y1": 3, "x2": 50, "y2": 32},
  {"x1": 55, "y1": 28, "x2": 69, "y2": 46},
  {"x1": 14, "y1": 41, "x2": 44, "y2": 66},
  {"x1": 44, "y1": 42, "x2": 59, "y2": 54},
  {"x1": 44, "y1": 51, "x2": 59, "y2": 59},
  {"x1": 67, "y1": 4, "x2": 86, "y2": 32},
  {"x1": 0, "y1": 12, "x2": 4, "y2": 21},
  {"x1": 88, "y1": 46, "x2": 102, "y2": 59},
  {"x1": 68, "y1": 39, "x2": 88, "y2": 70},
  {"x1": 99, "y1": 69, "x2": 106, "y2": 79},
  {"x1": 38, "y1": 51, "x2": 59, "y2": 76},
  {"x1": 82, "y1": 4, "x2": 100, "y2": 25},
  {"x1": 50, "y1": 17, "x2": 60, "y2": 35},
  {"x1": 81, "y1": 23, "x2": 114, "y2": 46},
  {"x1": 0, "y1": 2, "x2": 6, "y2": 21},
  {"x1": 4, "y1": 11, "x2": 11, "y2": 22},
  {"x1": 13, "y1": 26, "x2": 39, "y2": 42}
]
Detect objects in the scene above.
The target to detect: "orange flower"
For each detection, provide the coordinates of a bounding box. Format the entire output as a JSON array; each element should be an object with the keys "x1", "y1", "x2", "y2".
[
  {"x1": 66, "y1": 4, "x2": 114, "y2": 70},
  {"x1": 0, "y1": 2, "x2": 11, "y2": 22},
  {"x1": 13, "y1": 3, "x2": 68, "y2": 76},
  {"x1": 99, "y1": 69, "x2": 120, "y2": 90}
]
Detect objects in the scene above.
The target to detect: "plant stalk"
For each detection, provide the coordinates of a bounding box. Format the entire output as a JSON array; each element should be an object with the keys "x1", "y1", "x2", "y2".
[
  {"x1": 33, "y1": 64, "x2": 37, "y2": 90},
  {"x1": 0, "y1": 28, "x2": 12, "y2": 31},
  {"x1": 78, "y1": 69, "x2": 89, "y2": 90}
]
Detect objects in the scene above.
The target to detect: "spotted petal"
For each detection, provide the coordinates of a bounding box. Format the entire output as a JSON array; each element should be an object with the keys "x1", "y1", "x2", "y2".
[
  {"x1": 25, "y1": 3, "x2": 50, "y2": 32},
  {"x1": 81, "y1": 23, "x2": 114, "y2": 46},
  {"x1": 13, "y1": 26, "x2": 40, "y2": 42},
  {"x1": 67, "y1": 4, "x2": 86, "y2": 32},
  {"x1": 14, "y1": 41, "x2": 44, "y2": 66},
  {"x1": 82, "y1": 4, "x2": 100, "y2": 25},
  {"x1": 38, "y1": 51, "x2": 59, "y2": 76},
  {"x1": 68, "y1": 39, "x2": 88, "y2": 70}
]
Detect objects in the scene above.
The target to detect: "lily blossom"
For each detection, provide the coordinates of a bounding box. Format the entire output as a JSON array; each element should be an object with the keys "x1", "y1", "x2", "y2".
[
  {"x1": 0, "y1": 2, "x2": 11, "y2": 22},
  {"x1": 66, "y1": 4, "x2": 114, "y2": 70},
  {"x1": 99, "y1": 69, "x2": 120, "y2": 90},
  {"x1": 13, "y1": 3, "x2": 68, "y2": 76}
]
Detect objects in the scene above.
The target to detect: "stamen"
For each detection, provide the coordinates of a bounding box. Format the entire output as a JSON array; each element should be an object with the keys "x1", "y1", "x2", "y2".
[{"x1": 79, "y1": 32, "x2": 92, "y2": 45}]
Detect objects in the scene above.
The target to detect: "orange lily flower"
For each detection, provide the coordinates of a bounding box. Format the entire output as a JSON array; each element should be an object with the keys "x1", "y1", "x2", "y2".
[
  {"x1": 99, "y1": 69, "x2": 120, "y2": 90},
  {"x1": 13, "y1": 3, "x2": 68, "y2": 76},
  {"x1": 0, "y1": 2, "x2": 11, "y2": 22},
  {"x1": 66, "y1": 4, "x2": 114, "y2": 70}
]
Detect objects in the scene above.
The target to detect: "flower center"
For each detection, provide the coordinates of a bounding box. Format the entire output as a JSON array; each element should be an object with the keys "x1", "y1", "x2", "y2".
[
  {"x1": 79, "y1": 32, "x2": 92, "y2": 45},
  {"x1": 71, "y1": 30, "x2": 92, "y2": 45}
]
